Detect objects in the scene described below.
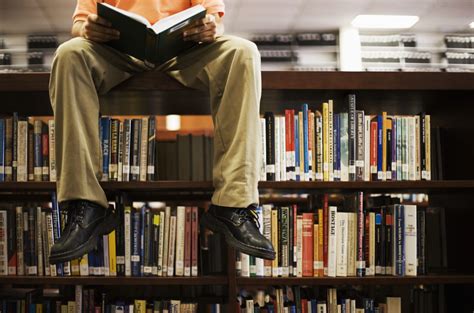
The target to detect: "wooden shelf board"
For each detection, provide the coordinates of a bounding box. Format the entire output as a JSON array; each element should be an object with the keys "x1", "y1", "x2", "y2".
[
  {"x1": 236, "y1": 275, "x2": 474, "y2": 286},
  {"x1": 1, "y1": 71, "x2": 474, "y2": 92},
  {"x1": 1, "y1": 180, "x2": 474, "y2": 193},
  {"x1": 0, "y1": 276, "x2": 228, "y2": 286}
]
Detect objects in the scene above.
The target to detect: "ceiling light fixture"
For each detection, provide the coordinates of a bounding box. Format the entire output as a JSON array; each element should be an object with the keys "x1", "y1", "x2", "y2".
[
  {"x1": 469, "y1": 22, "x2": 474, "y2": 28},
  {"x1": 351, "y1": 15, "x2": 419, "y2": 29}
]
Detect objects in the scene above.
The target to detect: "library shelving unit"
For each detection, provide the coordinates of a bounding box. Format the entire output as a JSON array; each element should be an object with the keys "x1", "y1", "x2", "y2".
[{"x1": 1, "y1": 71, "x2": 474, "y2": 312}]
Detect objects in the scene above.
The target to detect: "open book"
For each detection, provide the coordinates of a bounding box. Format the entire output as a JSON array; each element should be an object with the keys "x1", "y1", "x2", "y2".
[{"x1": 97, "y1": 3, "x2": 207, "y2": 65}]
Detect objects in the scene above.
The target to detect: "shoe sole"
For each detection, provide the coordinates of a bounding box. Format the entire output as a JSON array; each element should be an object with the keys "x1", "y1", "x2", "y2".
[
  {"x1": 49, "y1": 212, "x2": 119, "y2": 264},
  {"x1": 201, "y1": 212, "x2": 276, "y2": 260}
]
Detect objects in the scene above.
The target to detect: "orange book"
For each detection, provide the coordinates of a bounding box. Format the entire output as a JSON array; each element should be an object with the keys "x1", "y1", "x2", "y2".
[
  {"x1": 317, "y1": 208, "x2": 324, "y2": 277},
  {"x1": 302, "y1": 213, "x2": 314, "y2": 277}
]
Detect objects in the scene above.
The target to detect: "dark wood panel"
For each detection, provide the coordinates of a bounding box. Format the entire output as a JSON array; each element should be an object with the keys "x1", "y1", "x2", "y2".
[{"x1": 236, "y1": 275, "x2": 474, "y2": 286}]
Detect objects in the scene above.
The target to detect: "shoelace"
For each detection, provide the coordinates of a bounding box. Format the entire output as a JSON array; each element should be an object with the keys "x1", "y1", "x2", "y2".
[{"x1": 237, "y1": 207, "x2": 260, "y2": 228}]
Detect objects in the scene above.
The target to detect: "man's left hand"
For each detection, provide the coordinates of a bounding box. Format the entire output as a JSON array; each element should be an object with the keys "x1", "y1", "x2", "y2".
[{"x1": 183, "y1": 14, "x2": 218, "y2": 43}]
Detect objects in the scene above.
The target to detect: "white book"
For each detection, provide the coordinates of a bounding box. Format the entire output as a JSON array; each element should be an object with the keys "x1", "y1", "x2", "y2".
[
  {"x1": 259, "y1": 118, "x2": 267, "y2": 181},
  {"x1": 328, "y1": 100, "x2": 334, "y2": 181},
  {"x1": 240, "y1": 252, "x2": 250, "y2": 277},
  {"x1": 364, "y1": 115, "x2": 371, "y2": 181},
  {"x1": 162, "y1": 206, "x2": 171, "y2": 276},
  {"x1": 275, "y1": 116, "x2": 281, "y2": 181},
  {"x1": 256, "y1": 206, "x2": 264, "y2": 277},
  {"x1": 157, "y1": 211, "x2": 165, "y2": 276},
  {"x1": 36, "y1": 207, "x2": 44, "y2": 276},
  {"x1": 16, "y1": 206, "x2": 24, "y2": 275},
  {"x1": 139, "y1": 117, "x2": 148, "y2": 181},
  {"x1": 425, "y1": 115, "x2": 431, "y2": 180},
  {"x1": 124, "y1": 205, "x2": 132, "y2": 276},
  {"x1": 296, "y1": 215, "x2": 303, "y2": 277},
  {"x1": 167, "y1": 215, "x2": 177, "y2": 277},
  {"x1": 328, "y1": 206, "x2": 337, "y2": 277},
  {"x1": 0, "y1": 211, "x2": 7, "y2": 275},
  {"x1": 45, "y1": 213, "x2": 57, "y2": 277},
  {"x1": 117, "y1": 120, "x2": 124, "y2": 182},
  {"x1": 280, "y1": 116, "x2": 287, "y2": 181},
  {"x1": 40, "y1": 212, "x2": 50, "y2": 276},
  {"x1": 404, "y1": 205, "x2": 417, "y2": 276},
  {"x1": 17, "y1": 120, "x2": 28, "y2": 182},
  {"x1": 48, "y1": 120, "x2": 56, "y2": 182},
  {"x1": 386, "y1": 297, "x2": 402, "y2": 313},
  {"x1": 369, "y1": 212, "x2": 375, "y2": 276},
  {"x1": 262, "y1": 205, "x2": 272, "y2": 277},
  {"x1": 408, "y1": 117, "x2": 416, "y2": 181},
  {"x1": 317, "y1": 303, "x2": 327, "y2": 313},
  {"x1": 346, "y1": 212, "x2": 356, "y2": 277},
  {"x1": 414, "y1": 116, "x2": 421, "y2": 180},
  {"x1": 175, "y1": 206, "x2": 185, "y2": 276},
  {"x1": 336, "y1": 212, "x2": 348, "y2": 277}
]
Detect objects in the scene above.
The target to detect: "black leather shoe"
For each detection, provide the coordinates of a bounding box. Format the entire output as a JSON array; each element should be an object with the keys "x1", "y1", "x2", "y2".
[
  {"x1": 49, "y1": 200, "x2": 118, "y2": 264},
  {"x1": 201, "y1": 204, "x2": 276, "y2": 260}
]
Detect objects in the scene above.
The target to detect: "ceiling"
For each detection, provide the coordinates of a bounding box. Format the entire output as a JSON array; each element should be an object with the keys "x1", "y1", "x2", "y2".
[{"x1": 0, "y1": 0, "x2": 473, "y2": 35}]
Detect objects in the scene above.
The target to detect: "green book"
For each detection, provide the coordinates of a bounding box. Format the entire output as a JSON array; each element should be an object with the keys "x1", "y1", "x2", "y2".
[{"x1": 97, "y1": 3, "x2": 206, "y2": 65}]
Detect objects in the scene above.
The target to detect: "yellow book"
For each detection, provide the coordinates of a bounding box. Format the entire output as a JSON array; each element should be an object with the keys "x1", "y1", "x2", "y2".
[
  {"x1": 271, "y1": 209, "x2": 279, "y2": 277},
  {"x1": 425, "y1": 115, "x2": 431, "y2": 180},
  {"x1": 70, "y1": 259, "x2": 80, "y2": 276},
  {"x1": 313, "y1": 224, "x2": 319, "y2": 277},
  {"x1": 309, "y1": 111, "x2": 316, "y2": 181},
  {"x1": 328, "y1": 100, "x2": 334, "y2": 181},
  {"x1": 322, "y1": 102, "x2": 329, "y2": 181},
  {"x1": 382, "y1": 111, "x2": 387, "y2": 180},
  {"x1": 36, "y1": 304, "x2": 42, "y2": 313},
  {"x1": 79, "y1": 254, "x2": 89, "y2": 276},
  {"x1": 134, "y1": 300, "x2": 147, "y2": 313},
  {"x1": 108, "y1": 230, "x2": 117, "y2": 276},
  {"x1": 298, "y1": 111, "x2": 304, "y2": 181}
]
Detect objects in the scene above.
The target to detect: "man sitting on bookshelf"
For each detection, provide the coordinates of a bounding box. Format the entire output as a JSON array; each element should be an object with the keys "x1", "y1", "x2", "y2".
[{"x1": 48, "y1": 0, "x2": 275, "y2": 264}]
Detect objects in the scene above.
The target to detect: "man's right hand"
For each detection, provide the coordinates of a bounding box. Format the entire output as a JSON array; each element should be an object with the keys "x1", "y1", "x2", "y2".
[{"x1": 79, "y1": 14, "x2": 120, "y2": 42}]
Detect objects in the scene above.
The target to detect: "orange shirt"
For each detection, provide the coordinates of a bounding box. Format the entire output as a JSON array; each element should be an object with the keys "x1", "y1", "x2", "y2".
[{"x1": 73, "y1": 0, "x2": 225, "y2": 24}]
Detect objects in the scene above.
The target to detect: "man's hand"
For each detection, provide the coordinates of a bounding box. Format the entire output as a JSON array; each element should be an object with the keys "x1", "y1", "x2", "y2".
[
  {"x1": 183, "y1": 14, "x2": 220, "y2": 43},
  {"x1": 79, "y1": 14, "x2": 120, "y2": 42}
]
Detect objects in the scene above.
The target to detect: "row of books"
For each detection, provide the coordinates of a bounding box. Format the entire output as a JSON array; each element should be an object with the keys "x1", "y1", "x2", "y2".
[
  {"x1": 251, "y1": 33, "x2": 337, "y2": 47},
  {"x1": 237, "y1": 194, "x2": 446, "y2": 278},
  {"x1": 445, "y1": 52, "x2": 474, "y2": 65},
  {"x1": 260, "y1": 96, "x2": 432, "y2": 182},
  {"x1": 361, "y1": 51, "x2": 432, "y2": 64},
  {"x1": 360, "y1": 34, "x2": 417, "y2": 47},
  {"x1": 444, "y1": 35, "x2": 474, "y2": 49},
  {"x1": 0, "y1": 286, "x2": 218, "y2": 313},
  {"x1": 0, "y1": 195, "x2": 200, "y2": 277}
]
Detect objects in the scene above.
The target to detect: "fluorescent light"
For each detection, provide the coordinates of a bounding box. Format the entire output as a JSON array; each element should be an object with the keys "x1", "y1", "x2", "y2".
[
  {"x1": 166, "y1": 114, "x2": 181, "y2": 131},
  {"x1": 470, "y1": 21, "x2": 474, "y2": 28},
  {"x1": 352, "y1": 15, "x2": 419, "y2": 29}
]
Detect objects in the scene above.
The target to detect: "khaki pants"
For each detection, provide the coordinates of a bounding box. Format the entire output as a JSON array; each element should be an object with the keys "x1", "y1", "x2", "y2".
[{"x1": 49, "y1": 35, "x2": 261, "y2": 209}]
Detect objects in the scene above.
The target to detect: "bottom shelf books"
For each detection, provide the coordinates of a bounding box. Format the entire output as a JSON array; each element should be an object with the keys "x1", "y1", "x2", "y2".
[
  {"x1": 237, "y1": 285, "x2": 443, "y2": 313},
  {"x1": 0, "y1": 285, "x2": 222, "y2": 313}
]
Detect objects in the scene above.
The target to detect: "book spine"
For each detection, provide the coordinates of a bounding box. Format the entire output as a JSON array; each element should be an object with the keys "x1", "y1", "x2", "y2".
[
  {"x1": 375, "y1": 213, "x2": 383, "y2": 275},
  {"x1": 302, "y1": 104, "x2": 309, "y2": 181},
  {"x1": 425, "y1": 115, "x2": 431, "y2": 180},
  {"x1": 122, "y1": 119, "x2": 132, "y2": 182},
  {"x1": 152, "y1": 212, "x2": 159, "y2": 275},
  {"x1": 191, "y1": 207, "x2": 198, "y2": 277},
  {"x1": 401, "y1": 117, "x2": 408, "y2": 181},
  {"x1": 263, "y1": 205, "x2": 272, "y2": 277},
  {"x1": 347, "y1": 96, "x2": 356, "y2": 181},
  {"x1": 370, "y1": 118, "x2": 377, "y2": 181},
  {"x1": 356, "y1": 192, "x2": 365, "y2": 277},
  {"x1": 12, "y1": 113, "x2": 18, "y2": 181},
  {"x1": 48, "y1": 120, "x2": 56, "y2": 182},
  {"x1": 0, "y1": 211, "x2": 7, "y2": 275},
  {"x1": 287, "y1": 205, "x2": 294, "y2": 276},
  {"x1": 315, "y1": 111, "x2": 323, "y2": 181},
  {"x1": 302, "y1": 212, "x2": 313, "y2": 277},
  {"x1": 175, "y1": 206, "x2": 185, "y2": 276},
  {"x1": 36, "y1": 206, "x2": 43, "y2": 276},
  {"x1": 27, "y1": 207, "x2": 37, "y2": 275},
  {"x1": 347, "y1": 212, "x2": 356, "y2": 277},
  {"x1": 7, "y1": 209, "x2": 16, "y2": 275},
  {"x1": 328, "y1": 100, "x2": 334, "y2": 181},
  {"x1": 33, "y1": 120, "x2": 43, "y2": 181},
  {"x1": 296, "y1": 215, "x2": 303, "y2": 277},
  {"x1": 369, "y1": 212, "x2": 375, "y2": 276},
  {"x1": 386, "y1": 118, "x2": 392, "y2": 181},
  {"x1": 336, "y1": 212, "x2": 348, "y2": 277},
  {"x1": 295, "y1": 114, "x2": 300, "y2": 181},
  {"x1": 51, "y1": 195, "x2": 63, "y2": 276},
  {"x1": 313, "y1": 223, "x2": 319, "y2": 277},
  {"x1": 327, "y1": 206, "x2": 337, "y2": 277},
  {"x1": 271, "y1": 209, "x2": 278, "y2": 277},
  {"x1": 109, "y1": 119, "x2": 119, "y2": 181},
  {"x1": 396, "y1": 117, "x2": 402, "y2": 181},
  {"x1": 167, "y1": 215, "x2": 177, "y2": 277},
  {"x1": 376, "y1": 115, "x2": 384, "y2": 181},
  {"x1": 123, "y1": 204, "x2": 131, "y2": 277},
  {"x1": 395, "y1": 205, "x2": 405, "y2": 276},
  {"x1": 139, "y1": 117, "x2": 149, "y2": 182},
  {"x1": 333, "y1": 113, "x2": 340, "y2": 181},
  {"x1": 274, "y1": 115, "x2": 281, "y2": 181},
  {"x1": 259, "y1": 118, "x2": 267, "y2": 181},
  {"x1": 4, "y1": 118, "x2": 12, "y2": 182},
  {"x1": 364, "y1": 115, "x2": 371, "y2": 181},
  {"x1": 415, "y1": 115, "x2": 421, "y2": 180},
  {"x1": 381, "y1": 111, "x2": 387, "y2": 180},
  {"x1": 408, "y1": 117, "x2": 416, "y2": 181},
  {"x1": 279, "y1": 116, "x2": 287, "y2": 181},
  {"x1": 45, "y1": 212, "x2": 57, "y2": 276},
  {"x1": 40, "y1": 211, "x2": 49, "y2": 276},
  {"x1": 102, "y1": 234, "x2": 110, "y2": 276},
  {"x1": 417, "y1": 208, "x2": 426, "y2": 275},
  {"x1": 404, "y1": 205, "x2": 417, "y2": 276},
  {"x1": 281, "y1": 207, "x2": 289, "y2": 277},
  {"x1": 130, "y1": 119, "x2": 141, "y2": 182},
  {"x1": 317, "y1": 209, "x2": 324, "y2": 277},
  {"x1": 100, "y1": 117, "x2": 111, "y2": 181},
  {"x1": 27, "y1": 122, "x2": 34, "y2": 181},
  {"x1": 142, "y1": 208, "x2": 151, "y2": 276},
  {"x1": 309, "y1": 111, "x2": 315, "y2": 181},
  {"x1": 162, "y1": 206, "x2": 170, "y2": 276},
  {"x1": 420, "y1": 113, "x2": 426, "y2": 180},
  {"x1": 264, "y1": 112, "x2": 275, "y2": 181},
  {"x1": 131, "y1": 209, "x2": 141, "y2": 277},
  {"x1": 339, "y1": 113, "x2": 348, "y2": 182},
  {"x1": 17, "y1": 120, "x2": 28, "y2": 182},
  {"x1": 108, "y1": 230, "x2": 117, "y2": 276},
  {"x1": 184, "y1": 207, "x2": 191, "y2": 277},
  {"x1": 41, "y1": 122, "x2": 49, "y2": 181},
  {"x1": 117, "y1": 120, "x2": 124, "y2": 182},
  {"x1": 139, "y1": 206, "x2": 145, "y2": 276},
  {"x1": 322, "y1": 103, "x2": 329, "y2": 181},
  {"x1": 146, "y1": 116, "x2": 156, "y2": 181},
  {"x1": 323, "y1": 194, "x2": 329, "y2": 276},
  {"x1": 355, "y1": 110, "x2": 365, "y2": 181},
  {"x1": 385, "y1": 207, "x2": 393, "y2": 275},
  {"x1": 298, "y1": 111, "x2": 304, "y2": 182},
  {"x1": 115, "y1": 196, "x2": 124, "y2": 276},
  {"x1": 157, "y1": 211, "x2": 165, "y2": 276},
  {"x1": 391, "y1": 116, "x2": 397, "y2": 181}
]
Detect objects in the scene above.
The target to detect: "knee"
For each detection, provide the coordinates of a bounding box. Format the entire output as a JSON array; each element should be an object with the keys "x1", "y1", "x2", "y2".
[
  {"x1": 54, "y1": 37, "x2": 91, "y2": 62},
  {"x1": 223, "y1": 36, "x2": 261, "y2": 62}
]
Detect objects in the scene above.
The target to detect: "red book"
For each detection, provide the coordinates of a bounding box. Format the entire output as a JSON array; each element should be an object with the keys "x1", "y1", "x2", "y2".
[
  {"x1": 301, "y1": 299, "x2": 308, "y2": 313},
  {"x1": 323, "y1": 194, "x2": 329, "y2": 276},
  {"x1": 302, "y1": 213, "x2": 314, "y2": 277},
  {"x1": 370, "y1": 119, "x2": 378, "y2": 181},
  {"x1": 285, "y1": 109, "x2": 295, "y2": 180},
  {"x1": 191, "y1": 206, "x2": 198, "y2": 276},
  {"x1": 184, "y1": 206, "x2": 192, "y2": 276}
]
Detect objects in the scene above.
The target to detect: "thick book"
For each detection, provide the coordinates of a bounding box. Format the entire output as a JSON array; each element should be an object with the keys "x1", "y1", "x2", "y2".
[{"x1": 97, "y1": 3, "x2": 206, "y2": 65}]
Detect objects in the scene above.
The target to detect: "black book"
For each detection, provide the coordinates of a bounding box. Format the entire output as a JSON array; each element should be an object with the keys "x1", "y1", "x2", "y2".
[
  {"x1": 143, "y1": 207, "x2": 152, "y2": 276},
  {"x1": 204, "y1": 136, "x2": 213, "y2": 181},
  {"x1": 417, "y1": 207, "x2": 426, "y2": 275},
  {"x1": 165, "y1": 141, "x2": 178, "y2": 180},
  {"x1": 191, "y1": 135, "x2": 205, "y2": 181},
  {"x1": 264, "y1": 112, "x2": 275, "y2": 181},
  {"x1": 425, "y1": 206, "x2": 447, "y2": 273},
  {"x1": 97, "y1": 3, "x2": 206, "y2": 65},
  {"x1": 355, "y1": 110, "x2": 365, "y2": 181},
  {"x1": 177, "y1": 134, "x2": 192, "y2": 180},
  {"x1": 115, "y1": 195, "x2": 125, "y2": 276},
  {"x1": 146, "y1": 116, "x2": 156, "y2": 181},
  {"x1": 347, "y1": 95, "x2": 356, "y2": 181},
  {"x1": 130, "y1": 119, "x2": 141, "y2": 182}
]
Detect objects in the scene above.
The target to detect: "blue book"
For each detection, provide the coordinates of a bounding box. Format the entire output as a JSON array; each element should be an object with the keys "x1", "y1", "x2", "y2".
[
  {"x1": 51, "y1": 193, "x2": 64, "y2": 276},
  {"x1": 0, "y1": 119, "x2": 4, "y2": 182},
  {"x1": 310, "y1": 300, "x2": 317, "y2": 313},
  {"x1": 377, "y1": 115, "x2": 383, "y2": 180},
  {"x1": 33, "y1": 121, "x2": 43, "y2": 181},
  {"x1": 294, "y1": 115, "x2": 300, "y2": 181},
  {"x1": 340, "y1": 299, "x2": 346, "y2": 313},
  {"x1": 289, "y1": 304, "x2": 296, "y2": 313},
  {"x1": 131, "y1": 209, "x2": 141, "y2": 276},
  {"x1": 267, "y1": 304, "x2": 275, "y2": 313},
  {"x1": 395, "y1": 204, "x2": 405, "y2": 276},
  {"x1": 302, "y1": 104, "x2": 309, "y2": 181},
  {"x1": 100, "y1": 117, "x2": 111, "y2": 181},
  {"x1": 340, "y1": 113, "x2": 349, "y2": 181},
  {"x1": 140, "y1": 205, "x2": 146, "y2": 276},
  {"x1": 363, "y1": 298, "x2": 374, "y2": 313},
  {"x1": 334, "y1": 113, "x2": 340, "y2": 181},
  {"x1": 88, "y1": 250, "x2": 95, "y2": 276}
]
